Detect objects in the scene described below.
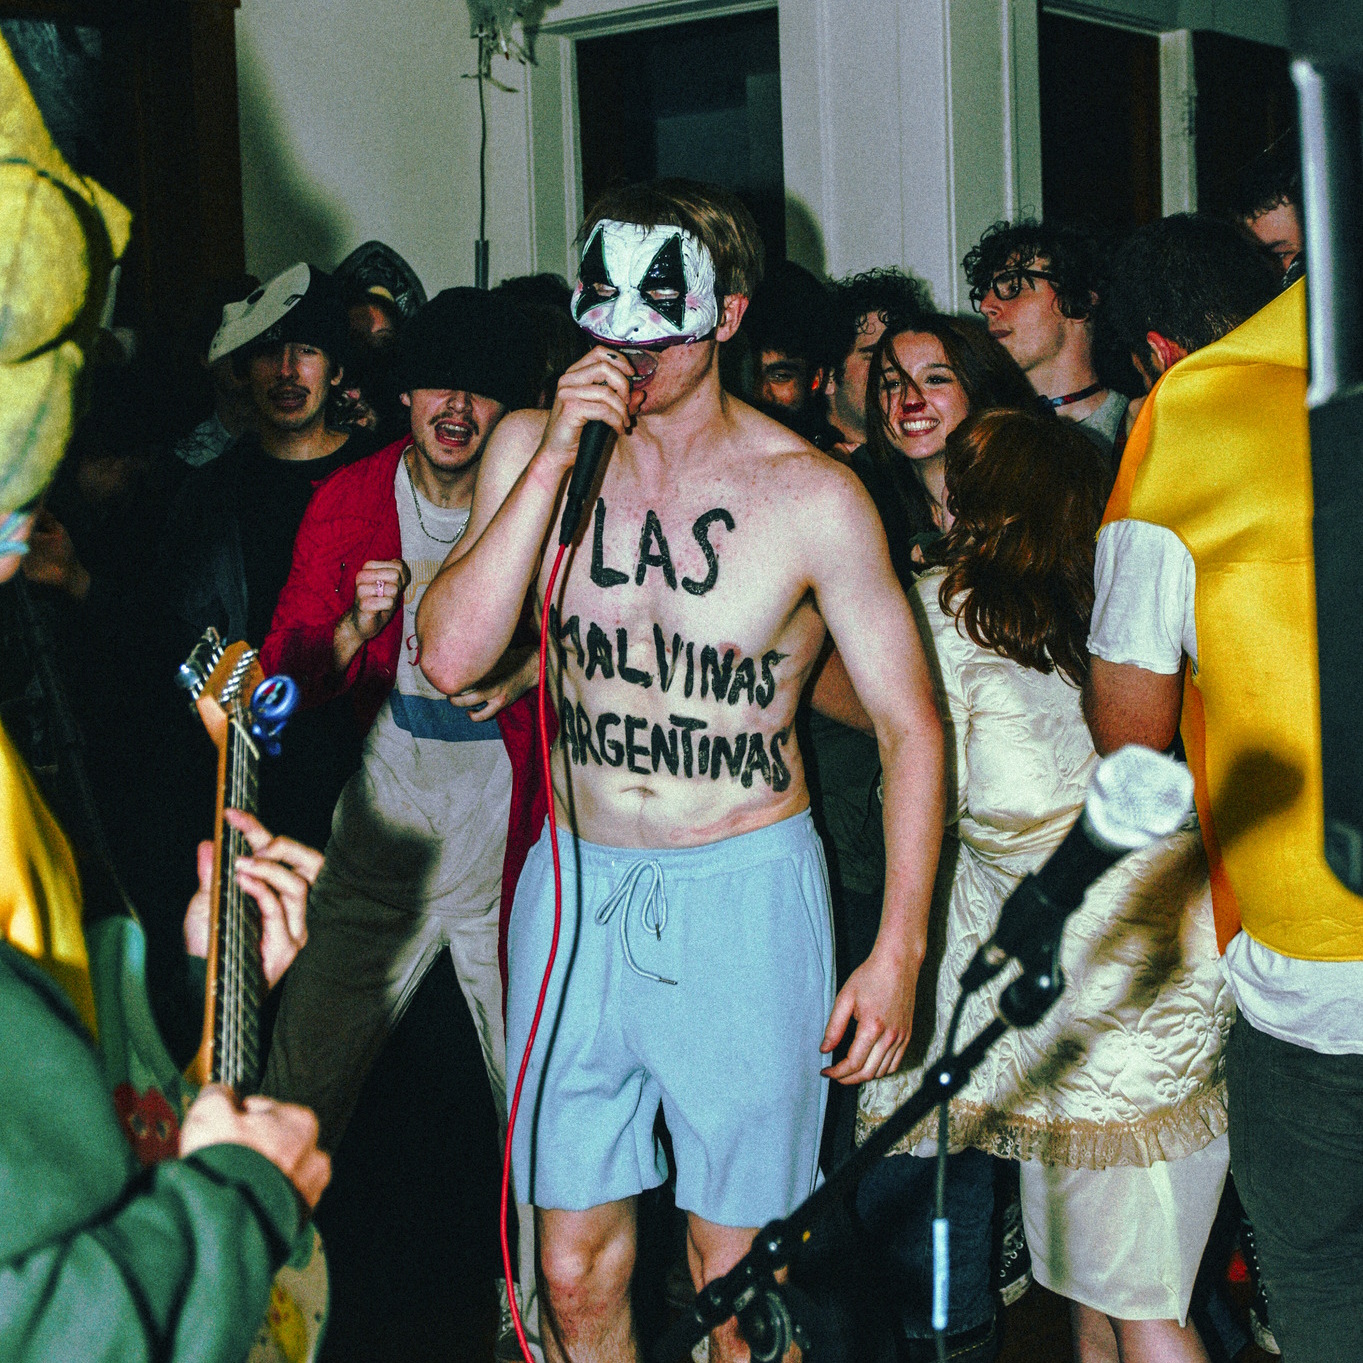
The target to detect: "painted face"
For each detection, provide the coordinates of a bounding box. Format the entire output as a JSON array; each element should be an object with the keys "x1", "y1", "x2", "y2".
[{"x1": 571, "y1": 221, "x2": 719, "y2": 347}]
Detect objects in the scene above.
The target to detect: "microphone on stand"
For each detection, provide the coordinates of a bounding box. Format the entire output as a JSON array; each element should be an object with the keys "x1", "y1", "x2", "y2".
[
  {"x1": 958, "y1": 745, "x2": 1195, "y2": 996},
  {"x1": 558, "y1": 419, "x2": 614, "y2": 546}
]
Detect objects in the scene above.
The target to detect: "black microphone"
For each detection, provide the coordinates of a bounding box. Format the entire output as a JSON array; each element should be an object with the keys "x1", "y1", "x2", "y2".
[
  {"x1": 558, "y1": 419, "x2": 614, "y2": 546},
  {"x1": 957, "y1": 745, "x2": 1195, "y2": 996}
]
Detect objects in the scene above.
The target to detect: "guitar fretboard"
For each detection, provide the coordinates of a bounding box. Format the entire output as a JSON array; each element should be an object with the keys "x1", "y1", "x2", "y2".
[{"x1": 211, "y1": 715, "x2": 265, "y2": 1091}]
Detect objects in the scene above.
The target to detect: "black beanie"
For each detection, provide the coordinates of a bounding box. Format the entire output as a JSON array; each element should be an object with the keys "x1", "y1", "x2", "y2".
[
  {"x1": 395, "y1": 287, "x2": 534, "y2": 411},
  {"x1": 256, "y1": 266, "x2": 349, "y2": 361}
]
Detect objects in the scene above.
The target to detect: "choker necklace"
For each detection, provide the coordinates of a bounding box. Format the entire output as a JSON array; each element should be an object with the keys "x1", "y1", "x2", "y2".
[
  {"x1": 404, "y1": 456, "x2": 468, "y2": 546},
  {"x1": 1047, "y1": 382, "x2": 1103, "y2": 408}
]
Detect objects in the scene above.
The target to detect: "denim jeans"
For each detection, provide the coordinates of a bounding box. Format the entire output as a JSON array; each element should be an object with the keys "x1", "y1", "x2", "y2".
[
  {"x1": 856, "y1": 1146, "x2": 996, "y2": 1341},
  {"x1": 1226, "y1": 1014, "x2": 1363, "y2": 1363}
]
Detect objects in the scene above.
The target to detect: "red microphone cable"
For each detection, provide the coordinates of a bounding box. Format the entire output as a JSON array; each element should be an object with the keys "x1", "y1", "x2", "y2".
[{"x1": 500, "y1": 538, "x2": 569, "y2": 1363}]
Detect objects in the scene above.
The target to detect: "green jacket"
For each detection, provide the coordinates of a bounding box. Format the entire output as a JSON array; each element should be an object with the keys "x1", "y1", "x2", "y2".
[{"x1": 0, "y1": 941, "x2": 301, "y2": 1363}]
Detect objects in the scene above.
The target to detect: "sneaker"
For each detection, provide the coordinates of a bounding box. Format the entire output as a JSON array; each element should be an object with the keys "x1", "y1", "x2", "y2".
[
  {"x1": 995, "y1": 1195, "x2": 1032, "y2": 1307},
  {"x1": 496, "y1": 1280, "x2": 533, "y2": 1363}
]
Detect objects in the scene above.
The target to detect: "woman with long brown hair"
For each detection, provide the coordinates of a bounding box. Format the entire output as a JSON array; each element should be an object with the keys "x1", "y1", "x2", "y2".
[
  {"x1": 857, "y1": 314, "x2": 1041, "y2": 577},
  {"x1": 858, "y1": 410, "x2": 1231, "y2": 1363}
]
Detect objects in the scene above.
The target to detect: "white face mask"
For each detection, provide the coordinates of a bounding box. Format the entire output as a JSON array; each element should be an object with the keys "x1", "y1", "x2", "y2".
[{"x1": 571, "y1": 221, "x2": 719, "y2": 347}]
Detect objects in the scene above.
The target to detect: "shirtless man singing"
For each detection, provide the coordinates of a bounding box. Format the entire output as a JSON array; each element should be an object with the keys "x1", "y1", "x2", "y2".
[{"x1": 418, "y1": 180, "x2": 944, "y2": 1363}]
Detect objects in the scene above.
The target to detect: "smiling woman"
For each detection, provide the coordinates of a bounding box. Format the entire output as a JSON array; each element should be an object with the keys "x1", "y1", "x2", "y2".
[{"x1": 864, "y1": 314, "x2": 1041, "y2": 539}]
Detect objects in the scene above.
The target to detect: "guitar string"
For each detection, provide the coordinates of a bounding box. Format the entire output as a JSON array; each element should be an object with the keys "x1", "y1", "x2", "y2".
[
  {"x1": 230, "y1": 712, "x2": 261, "y2": 1088},
  {"x1": 213, "y1": 682, "x2": 263, "y2": 1089},
  {"x1": 230, "y1": 717, "x2": 248, "y2": 1085},
  {"x1": 224, "y1": 717, "x2": 245, "y2": 1085},
  {"x1": 225, "y1": 720, "x2": 239, "y2": 1084}
]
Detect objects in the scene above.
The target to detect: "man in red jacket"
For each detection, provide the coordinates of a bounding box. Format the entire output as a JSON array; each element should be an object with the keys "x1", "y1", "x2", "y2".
[{"x1": 258, "y1": 287, "x2": 545, "y2": 1351}]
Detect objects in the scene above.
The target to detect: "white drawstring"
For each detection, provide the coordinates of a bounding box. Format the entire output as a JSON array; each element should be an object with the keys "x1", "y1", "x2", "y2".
[{"x1": 594, "y1": 860, "x2": 677, "y2": 985}]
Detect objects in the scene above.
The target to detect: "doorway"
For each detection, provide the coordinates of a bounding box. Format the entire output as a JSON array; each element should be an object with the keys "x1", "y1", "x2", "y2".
[
  {"x1": 575, "y1": 8, "x2": 785, "y2": 263},
  {"x1": 1193, "y1": 30, "x2": 1297, "y2": 215},
  {"x1": 1038, "y1": 11, "x2": 1162, "y2": 231}
]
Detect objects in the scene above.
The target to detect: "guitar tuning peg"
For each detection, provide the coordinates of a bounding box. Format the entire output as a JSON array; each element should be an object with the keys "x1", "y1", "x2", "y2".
[
  {"x1": 249, "y1": 674, "x2": 299, "y2": 757},
  {"x1": 176, "y1": 629, "x2": 223, "y2": 699}
]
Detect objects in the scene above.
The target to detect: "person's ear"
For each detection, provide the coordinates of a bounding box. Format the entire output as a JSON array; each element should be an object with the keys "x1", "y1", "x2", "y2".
[
  {"x1": 1145, "y1": 331, "x2": 1188, "y2": 376},
  {"x1": 330, "y1": 364, "x2": 344, "y2": 389},
  {"x1": 810, "y1": 366, "x2": 827, "y2": 395},
  {"x1": 716, "y1": 294, "x2": 748, "y2": 341},
  {"x1": 400, "y1": 392, "x2": 412, "y2": 408}
]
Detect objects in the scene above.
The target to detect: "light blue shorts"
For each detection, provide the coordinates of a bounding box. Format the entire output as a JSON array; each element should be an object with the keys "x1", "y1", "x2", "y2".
[{"x1": 507, "y1": 809, "x2": 835, "y2": 1229}]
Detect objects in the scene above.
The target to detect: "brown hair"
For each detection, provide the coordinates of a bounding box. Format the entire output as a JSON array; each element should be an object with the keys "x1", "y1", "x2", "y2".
[
  {"x1": 579, "y1": 179, "x2": 765, "y2": 301},
  {"x1": 935, "y1": 409, "x2": 1110, "y2": 686},
  {"x1": 864, "y1": 313, "x2": 1044, "y2": 536}
]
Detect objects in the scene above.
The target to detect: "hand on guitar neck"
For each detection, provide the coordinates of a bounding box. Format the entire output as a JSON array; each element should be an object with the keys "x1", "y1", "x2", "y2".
[
  {"x1": 175, "y1": 631, "x2": 331, "y2": 1212},
  {"x1": 180, "y1": 805, "x2": 331, "y2": 1211},
  {"x1": 184, "y1": 807, "x2": 323, "y2": 989}
]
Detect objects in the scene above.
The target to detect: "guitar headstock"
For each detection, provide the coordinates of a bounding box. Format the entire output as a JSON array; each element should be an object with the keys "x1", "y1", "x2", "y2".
[{"x1": 177, "y1": 629, "x2": 299, "y2": 756}]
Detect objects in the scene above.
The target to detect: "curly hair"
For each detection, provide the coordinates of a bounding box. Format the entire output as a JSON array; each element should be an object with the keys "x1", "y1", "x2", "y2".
[
  {"x1": 962, "y1": 219, "x2": 1109, "y2": 322},
  {"x1": 935, "y1": 409, "x2": 1111, "y2": 686},
  {"x1": 1228, "y1": 139, "x2": 1301, "y2": 222},
  {"x1": 864, "y1": 315, "x2": 1044, "y2": 535},
  {"x1": 742, "y1": 260, "x2": 836, "y2": 370},
  {"x1": 827, "y1": 267, "x2": 935, "y2": 374}
]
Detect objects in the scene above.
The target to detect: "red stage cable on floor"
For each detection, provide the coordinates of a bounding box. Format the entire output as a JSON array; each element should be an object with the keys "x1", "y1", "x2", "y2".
[{"x1": 500, "y1": 538, "x2": 569, "y2": 1363}]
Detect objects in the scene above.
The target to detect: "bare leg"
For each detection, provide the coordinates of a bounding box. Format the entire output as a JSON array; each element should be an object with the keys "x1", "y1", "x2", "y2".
[
  {"x1": 1111, "y1": 1316, "x2": 1211, "y2": 1363},
  {"x1": 1072, "y1": 1302, "x2": 1119, "y2": 1363},
  {"x1": 687, "y1": 1214, "x2": 769, "y2": 1363},
  {"x1": 537, "y1": 1199, "x2": 638, "y2": 1363}
]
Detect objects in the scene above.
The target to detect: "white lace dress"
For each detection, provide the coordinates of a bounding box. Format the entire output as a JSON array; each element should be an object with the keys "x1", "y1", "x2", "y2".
[{"x1": 857, "y1": 570, "x2": 1234, "y2": 1321}]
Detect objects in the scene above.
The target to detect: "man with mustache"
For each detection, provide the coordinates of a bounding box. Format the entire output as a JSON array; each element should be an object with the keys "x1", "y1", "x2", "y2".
[
  {"x1": 258, "y1": 287, "x2": 545, "y2": 1356},
  {"x1": 157, "y1": 263, "x2": 380, "y2": 857}
]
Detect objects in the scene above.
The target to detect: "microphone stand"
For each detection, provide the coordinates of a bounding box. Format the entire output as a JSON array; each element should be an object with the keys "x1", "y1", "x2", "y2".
[{"x1": 652, "y1": 941, "x2": 1066, "y2": 1363}]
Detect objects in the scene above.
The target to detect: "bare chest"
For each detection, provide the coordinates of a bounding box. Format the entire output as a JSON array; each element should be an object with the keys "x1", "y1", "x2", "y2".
[
  {"x1": 538, "y1": 488, "x2": 822, "y2": 796},
  {"x1": 543, "y1": 484, "x2": 817, "y2": 677}
]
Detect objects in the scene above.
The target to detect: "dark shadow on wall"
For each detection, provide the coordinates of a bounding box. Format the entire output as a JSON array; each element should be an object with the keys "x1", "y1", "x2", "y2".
[
  {"x1": 236, "y1": 29, "x2": 348, "y2": 277},
  {"x1": 785, "y1": 194, "x2": 826, "y2": 277}
]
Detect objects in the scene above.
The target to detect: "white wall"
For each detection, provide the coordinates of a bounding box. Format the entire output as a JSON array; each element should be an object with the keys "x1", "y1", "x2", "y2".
[
  {"x1": 237, "y1": 0, "x2": 1293, "y2": 304},
  {"x1": 778, "y1": 0, "x2": 1043, "y2": 311},
  {"x1": 236, "y1": 0, "x2": 496, "y2": 293}
]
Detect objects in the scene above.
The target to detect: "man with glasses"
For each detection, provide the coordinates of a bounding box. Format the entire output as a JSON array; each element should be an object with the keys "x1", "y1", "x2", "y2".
[{"x1": 963, "y1": 220, "x2": 1133, "y2": 465}]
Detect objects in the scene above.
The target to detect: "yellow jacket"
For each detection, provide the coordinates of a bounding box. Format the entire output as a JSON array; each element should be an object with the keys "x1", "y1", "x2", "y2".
[
  {"x1": 0, "y1": 721, "x2": 96, "y2": 1033},
  {"x1": 1103, "y1": 280, "x2": 1363, "y2": 960}
]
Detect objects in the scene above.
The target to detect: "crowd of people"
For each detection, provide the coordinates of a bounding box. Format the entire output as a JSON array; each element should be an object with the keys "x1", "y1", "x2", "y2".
[{"x1": 2, "y1": 35, "x2": 1357, "y2": 1363}]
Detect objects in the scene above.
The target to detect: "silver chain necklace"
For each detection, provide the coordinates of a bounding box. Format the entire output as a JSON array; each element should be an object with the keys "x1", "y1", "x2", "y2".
[{"x1": 404, "y1": 455, "x2": 468, "y2": 546}]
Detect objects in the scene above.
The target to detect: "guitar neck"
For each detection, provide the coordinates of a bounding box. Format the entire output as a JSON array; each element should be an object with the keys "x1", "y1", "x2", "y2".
[
  {"x1": 206, "y1": 714, "x2": 266, "y2": 1092},
  {"x1": 179, "y1": 635, "x2": 298, "y2": 1096}
]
